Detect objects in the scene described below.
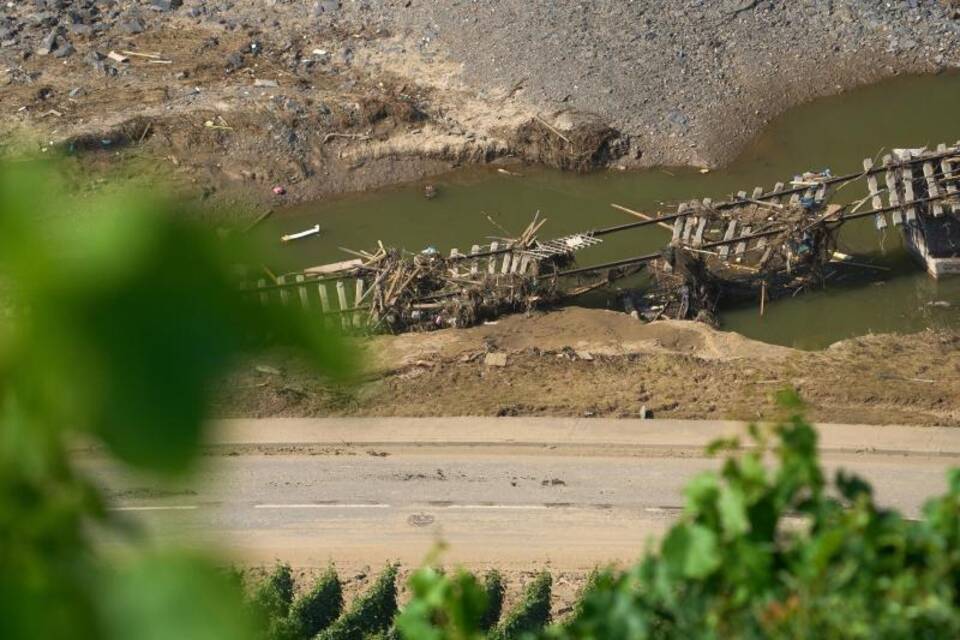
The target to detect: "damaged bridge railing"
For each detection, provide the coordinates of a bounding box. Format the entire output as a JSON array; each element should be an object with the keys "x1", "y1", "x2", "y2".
[{"x1": 240, "y1": 140, "x2": 960, "y2": 332}]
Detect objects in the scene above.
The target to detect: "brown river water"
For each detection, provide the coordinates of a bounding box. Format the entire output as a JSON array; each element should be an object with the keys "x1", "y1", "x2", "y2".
[{"x1": 258, "y1": 72, "x2": 960, "y2": 349}]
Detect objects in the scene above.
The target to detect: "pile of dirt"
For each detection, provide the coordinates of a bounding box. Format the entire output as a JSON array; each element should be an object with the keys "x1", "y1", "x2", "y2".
[
  {"x1": 511, "y1": 115, "x2": 626, "y2": 171},
  {"x1": 214, "y1": 308, "x2": 960, "y2": 427}
]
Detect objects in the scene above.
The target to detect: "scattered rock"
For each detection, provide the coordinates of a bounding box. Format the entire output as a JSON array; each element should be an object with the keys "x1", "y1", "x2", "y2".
[{"x1": 484, "y1": 352, "x2": 508, "y2": 367}]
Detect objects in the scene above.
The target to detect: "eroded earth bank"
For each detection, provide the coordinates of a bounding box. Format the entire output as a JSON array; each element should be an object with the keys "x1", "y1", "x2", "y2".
[{"x1": 3, "y1": 1, "x2": 960, "y2": 216}]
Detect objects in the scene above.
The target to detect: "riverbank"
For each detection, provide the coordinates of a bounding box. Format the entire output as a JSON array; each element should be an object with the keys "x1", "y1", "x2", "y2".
[
  {"x1": 2, "y1": 2, "x2": 960, "y2": 218},
  {"x1": 215, "y1": 308, "x2": 960, "y2": 426}
]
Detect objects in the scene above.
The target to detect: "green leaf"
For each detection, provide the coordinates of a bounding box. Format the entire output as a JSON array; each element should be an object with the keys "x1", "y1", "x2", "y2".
[
  {"x1": 662, "y1": 523, "x2": 721, "y2": 579},
  {"x1": 101, "y1": 551, "x2": 257, "y2": 640},
  {"x1": 718, "y1": 486, "x2": 750, "y2": 539}
]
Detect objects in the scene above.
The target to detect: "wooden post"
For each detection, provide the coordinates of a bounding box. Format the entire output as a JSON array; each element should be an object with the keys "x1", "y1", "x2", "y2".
[
  {"x1": 771, "y1": 182, "x2": 785, "y2": 206},
  {"x1": 449, "y1": 247, "x2": 460, "y2": 277},
  {"x1": 335, "y1": 280, "x2": 349, "y2": 330},
  {"x1": 864, "y1": 158, "x2": 884, "y2": 210},
  {"x1": 257, "y1": 278, "x2": 269, "y2": 306},
  {"x1": 295, "y1": 274, "x2": 309, "y2": 308},
  {"x1": 353, "y1": 279, "x2": 365, "y2": 329},
  {"x1": 488, "y1": 241, "x2": 499, "y2": 274},
  {"x1": 901, "y1": 164, "x2": 916, "y2": 223},
  {"x1": 940, "y1": 143, "x2": 957, "y2": 214},
  {"x1": 317, "y1": 282, "x2": 332, "y2": 329},
  {"x1": 751, "y1": 187, "x2": 763, "y2": 200},
  {"x1": 470, "y1": 245, "x2": 481, "y2": 274},
  {"x1": 278, "y1": 275, "x2": 290, "y2": 306},
  {"x1": 500, "y1": 244, "x2": 513, "y2": 274},
  {"x1": 671, "y1": 211, "x2": 684, "y2": 243},
  {"x1": 760, "y1": 281, "x2": 766, "y2": 317},
  {"x1": 923, "y1": 162, "x2": 943, "y2": 216}
]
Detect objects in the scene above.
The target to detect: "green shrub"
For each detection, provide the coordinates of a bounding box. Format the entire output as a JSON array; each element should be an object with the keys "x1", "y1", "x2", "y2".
[
  {"x1": 479, "y1": 571, "x2": 505, "y2": 631},
  {"x1": 318, "y1": 565, "x2": 399, "y2": 640},
  {"x1": 490, "y1": 573, "x2": 552, "y2": 640},
  {"x1": 288, "y1": 567, "x2": 344, "y2": 638},
  {"x1": 252, "y1": 563, "x2": 295, "y2": 621}
]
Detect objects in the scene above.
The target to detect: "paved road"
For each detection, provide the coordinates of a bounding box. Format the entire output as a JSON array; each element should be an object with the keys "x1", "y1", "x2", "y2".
[{"x1": 77, "y1": 418, "x2": 960, "y2": 570}]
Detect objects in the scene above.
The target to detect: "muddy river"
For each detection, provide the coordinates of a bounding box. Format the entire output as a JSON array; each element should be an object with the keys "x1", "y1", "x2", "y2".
[{"x1": 260, "y1": 73, "x2": 960, "y2": 349}]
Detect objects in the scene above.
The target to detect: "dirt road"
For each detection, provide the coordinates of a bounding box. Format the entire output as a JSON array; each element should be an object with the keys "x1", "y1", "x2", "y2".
[{"x1": 80, "y1": 417, "x2": 960, "y2": 574}]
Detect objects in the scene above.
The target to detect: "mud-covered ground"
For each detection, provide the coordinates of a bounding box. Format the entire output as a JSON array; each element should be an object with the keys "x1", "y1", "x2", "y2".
[
  {"x1": 3, "y1": 1, "x2": 960, "y2": 218},
  {"x1": 216, "y1": 308, "x2": 960, "y2": 427}
]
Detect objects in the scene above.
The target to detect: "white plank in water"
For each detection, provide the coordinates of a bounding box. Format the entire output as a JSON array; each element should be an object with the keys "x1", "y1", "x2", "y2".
[
  {"x1": 735, "y1": 226, "x2": 752, "y2": 257},
  {"x1": 923, "y1": 162, "x2": 943, "y2": 216},
  {"x1": 488, "y1": 241, "x2": 499, "y2": 274},
  {"x1": 335, "y1": 280, "x2": 349, "y2": 330},
  {"x1": 353, "y1": 279, "x2": 365, "y2": 328},
  {"x1": 258, "y1": 278, "x2": 269, "y2": 306},
  {"x1": 864, "y1": 158, "x2": 883, "y2": 210},
  {"x1": 296, "y1": 274, "x2": 310, "y2": 308},
  {"x1": 719, "y1": 220, "x2": 737, "y2": 258},
  {"x1": 693, "y1": 217, "x2": 708, "y2": 247},
  {"x1": 752, "y1": 187, "x2": 763, "y2": 199},
  {"x1": 278, "y1": 275, "x2": 290, "y2": 306},
  {"x1": 470, "y1": 245, "x2": 481, "y2": 274}
]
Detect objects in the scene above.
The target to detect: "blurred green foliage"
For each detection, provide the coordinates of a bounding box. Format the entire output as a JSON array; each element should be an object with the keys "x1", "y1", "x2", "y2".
[{"x1": 0, "y1": 158, "x2": 349, "y2": 639}]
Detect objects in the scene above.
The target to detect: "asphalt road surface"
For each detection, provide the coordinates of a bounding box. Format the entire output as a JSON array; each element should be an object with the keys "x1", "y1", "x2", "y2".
[{"x1": 77, "y1": 418, "x2": 960, "y2": 571}]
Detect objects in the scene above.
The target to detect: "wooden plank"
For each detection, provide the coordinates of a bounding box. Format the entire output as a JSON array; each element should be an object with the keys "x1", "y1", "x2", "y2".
[
  {"x1": 672, "y1": 216, "x2": 684, "y2": 243},
  {"x1": 736, "y1": 190, "x2": 747, "y2": 202},
  {"x1": 295, "y1": 274, "x2": 310, "y2": 308},
  {"x1": 771, "y1": 182, "x2": 785, "y2": 205},
  {"x1": 449, "y1": 247, "x2": 461, "y2": 277},
  {"x1": 735, "y1": 226, "x2": 752, "y2": 257},
  {"x1": 923, "y1": 162, "x2": 943, "y2": 216},
  {"x1": 500, "y1": 244, "x2": 513, "y2": 274},
  {"x1": 682, "y1": 216, "x2": 697, "y2": 244},
  {"x1": 257, "y1": 278, "x2": 269, "y2": 306},
  {"x1": 278, "y1": 275, "x2": 290, "y2": 306},
  {"x1": 353, "y1": 279, "x2": 365, "y2": 328},
  {"x1": 901, "y1": 164, "x2": 916, "y2": 223},
  {"x1": 335, "y1": 280, "x2": 349, "y2": 330},
  {"x1": 693, "y1": 217, "x2": 707, "y2": 247},
  {"x1": 864, "y1": 158, "x2": 884, "y2": 210},
  {"x1": 814, "y1": 183, "x2": 827, "y2": 204},
  {"x1": 719, "y1": 221, "x2": 737, "y2": 258},
  {"x1": 488, "y1": 241, "x2": 500, "y2": 274},
  {"x1": 304, "y1": 258, "x2": 364, "y2": 276},
  {"x1": 317, "y1": 282, "x2": 331, "y2": 314},
  {"x1": 751, "y1": 187, "x2": 763, "y2": 199},
  {"x1": 940, "y1": 143, "x2": 957, "y2": 213},
  {"x1": 519, "y1": 255, "x2": 531, "y2": 275},
  {"x1": 470, "y1": 245, "x2": 481, "y2": 274}
]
